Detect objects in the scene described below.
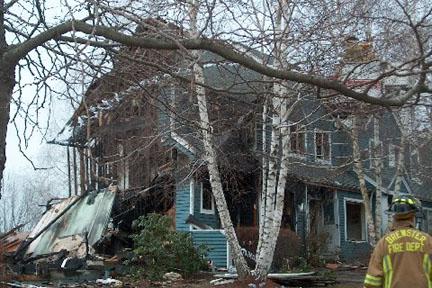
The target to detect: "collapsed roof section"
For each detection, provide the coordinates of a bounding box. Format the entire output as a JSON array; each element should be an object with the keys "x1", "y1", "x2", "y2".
[{"x1": 18, "y1": 188, "x2": 116, "y2": 261}]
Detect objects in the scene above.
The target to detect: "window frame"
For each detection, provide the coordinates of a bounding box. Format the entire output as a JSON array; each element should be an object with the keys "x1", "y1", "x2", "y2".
[
  {"x1": 288, "y1": 124, "x2": 307, "y2": 156},
  {"x1": 200, "y1": 181, "x2": 215, "y2": 214},
  {"x1": 344, "y1": 198, "x2": 367, "y2": 242},
  {"x1": 314, "y1": 129, "x2": 332, "y2": 164}
]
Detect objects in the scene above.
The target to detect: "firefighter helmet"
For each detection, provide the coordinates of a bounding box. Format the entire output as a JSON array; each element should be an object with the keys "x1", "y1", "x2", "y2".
[{"x1": 389, "y1": 194, "x2": 421, "y2": 218}]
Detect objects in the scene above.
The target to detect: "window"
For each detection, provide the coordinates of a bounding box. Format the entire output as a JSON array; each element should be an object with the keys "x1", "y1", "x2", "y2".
[
  {"x1": 422, "y1": 209, "x2": 432, "y2": 234},
  {"x1": 200, "y1": 180, "x2": 214, "y2": 214},
  {"x1": 346, "y1": 201, "x2": 366, "y2": 241},
  {"x1": 289, "y1": 125, "x2": 306, "y2": 155},
  {"x1": 315, "y1": 131, "x2": 331, "y2": 162}
]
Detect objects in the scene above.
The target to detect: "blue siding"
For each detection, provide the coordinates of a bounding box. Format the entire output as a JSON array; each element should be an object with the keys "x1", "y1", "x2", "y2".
[
  {"x1": 191, "y1": 230, "x2": 228, "y2": 268},
  {"x1": 337, "y1": 190, "x2": 372, "y2": 261},
  {"x1": 193, "y1": 182, "x2": 218, "y2": 228},
  {"x1": 176, "y1": 181, "x2": 191, "y2": 231}
]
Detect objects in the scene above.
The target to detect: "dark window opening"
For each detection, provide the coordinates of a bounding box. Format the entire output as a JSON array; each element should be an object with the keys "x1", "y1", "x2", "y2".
[
  {"x1": 201, "y1": 180, "x2": 214, "y2": 212},
  {"x1": 346, "y1": 201, "x2": 365, "y2": 241},
  {"x1": 316, "y1": 132, "x2": 331, "y2": 161},
  {"x1": 289, "y1": 125, "x2": 306, "y2": 155}
]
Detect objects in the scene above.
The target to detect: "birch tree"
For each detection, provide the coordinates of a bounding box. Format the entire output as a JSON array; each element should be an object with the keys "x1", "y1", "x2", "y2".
[
  {"x1": 0, "y1": 0, "x2": 431, "y2": 196},
  {"x1": 351, "y1": 114, "x2": 378, "y2": 245},
  {"x1": 187, "y1": 0, "x2": 249, "y2": 277},
  {"x1": 372, "y1": 116, "x2": 383, "y2": 237},
  {"x1": 0, "y1": 0, "x2": 430, "y2": 281}
]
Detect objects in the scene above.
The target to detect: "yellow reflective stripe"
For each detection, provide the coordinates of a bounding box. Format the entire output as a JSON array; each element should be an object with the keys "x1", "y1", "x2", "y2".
[
  {"x1": 423, "y1": 254, "x2": 432, "y2": 288},
  {"x1": 364, "y1": 274, "x2": 382, "y2": 286},
  {"x1": 383, "y1": 255, "x2": 393, "y2": 288},
  {"x1": 366, "y1": 274, "x2": 382, "y2": 282}
]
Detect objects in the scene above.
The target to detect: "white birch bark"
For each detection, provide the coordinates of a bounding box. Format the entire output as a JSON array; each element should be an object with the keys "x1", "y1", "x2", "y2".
[
  {"x1": 188, "y1": 0, "x2": 250, "y2": 278},
  {"x1": 257, "y1": 96, "x2": 269, "y2": 257},
  {"x1": 255, "y1": 87, "x2": 292, "y2": 278},
  {"x1": 352, "y1": 115, "x2": 377, "y2": 246},
  {"x1": 373, "y1": 117, "x2": 383, "y2": 237},
  {"x1": 393, "y1": 134, "x2": 405, "y2": 196},
  {"x1": 392, "y1": 111, "x2": 409, "y2": 196},
  {"x1": 254, "y1": 1, "x2": 294, "y2": 277}
]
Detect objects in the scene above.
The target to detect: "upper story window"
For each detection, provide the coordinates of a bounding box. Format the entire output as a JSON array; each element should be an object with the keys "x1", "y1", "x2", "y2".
[
  {"x1": 289, "y1": 125, "x2": 306, "y2": 155},
  {"x1": 315, "y1": 130, "x2": 331, "y2": 162}
]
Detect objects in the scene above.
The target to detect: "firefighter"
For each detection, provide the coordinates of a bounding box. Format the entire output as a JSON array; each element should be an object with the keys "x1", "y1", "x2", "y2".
[{"x1": 364, "y1": 194, "x2": 432, "y2": 288}]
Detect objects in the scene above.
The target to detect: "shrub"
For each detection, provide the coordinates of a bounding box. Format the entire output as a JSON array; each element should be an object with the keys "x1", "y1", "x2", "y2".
[{"x1": 131, "y1": 213, "x2": 207, "y2": 280}]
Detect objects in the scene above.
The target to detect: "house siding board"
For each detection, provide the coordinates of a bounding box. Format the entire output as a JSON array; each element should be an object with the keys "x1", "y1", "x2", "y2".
[
  {"x1": 176, "y1": 181, "x2": 191, "y2": 231},
  {"x1": 337, "y1": 190, "x2": 372, "y2": 261},
  {"x1": 193, "y1": 182, "x2": 218, "y2": 228},
  {"x1": 191, "y1": 230, "x2": 228, "y2": 268}
]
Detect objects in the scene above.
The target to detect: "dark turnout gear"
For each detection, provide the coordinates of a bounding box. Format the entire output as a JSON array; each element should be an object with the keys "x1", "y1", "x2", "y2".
[{"x1": 364, "y1": 220, "x2": 432, "y2": 288}]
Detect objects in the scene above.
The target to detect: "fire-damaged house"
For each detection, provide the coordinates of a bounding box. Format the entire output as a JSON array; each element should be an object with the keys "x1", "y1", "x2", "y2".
[{"x1": 6, "y1": 22, "x2": 432, "y2": 277}]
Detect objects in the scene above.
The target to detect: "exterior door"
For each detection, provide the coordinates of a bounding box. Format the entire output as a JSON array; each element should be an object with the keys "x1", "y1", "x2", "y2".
[{"x1": 322, "y1": 192, "x2": 339, "y2": 253}]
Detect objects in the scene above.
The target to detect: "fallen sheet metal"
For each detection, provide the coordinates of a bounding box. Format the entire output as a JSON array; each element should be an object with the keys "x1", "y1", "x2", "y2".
[
  {"x1": 0, "y1": 227, "x2": 29, "y2": 255},
  {"x1": 24, "y1": 189, "x2": 116, "y2": 259}
]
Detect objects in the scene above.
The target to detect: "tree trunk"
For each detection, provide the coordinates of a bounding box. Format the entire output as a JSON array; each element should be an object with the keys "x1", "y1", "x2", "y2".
[
  {"x1": 257, "y1": 96, "x2": 269, "y2": 257},
  {"x1": 352, "y1": 115, "x2": 377, "y2": 246},
  {"x1": 194, "y1": 61, "x2": 250, "y2": 277},
  {"x1": 0, "y1": 64, "x2": 15, "y2": 197},
  {"x1": 188, "y1": 0, "x2": 249, "y2": 278},
  {"x1": 393, "y1": 133, "x2": 406, "y2": 196},
  {"x1": 255, "y1": 83, "x2": 292, "y2": 278},
  {"x1": 373, "y1": 117, "x2": 383, "y2": 237}
]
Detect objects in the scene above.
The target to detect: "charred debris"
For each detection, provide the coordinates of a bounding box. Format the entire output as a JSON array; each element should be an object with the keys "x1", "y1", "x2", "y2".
[{"x1": 0, "y1": 176, "x2": 174, "y2": 281}]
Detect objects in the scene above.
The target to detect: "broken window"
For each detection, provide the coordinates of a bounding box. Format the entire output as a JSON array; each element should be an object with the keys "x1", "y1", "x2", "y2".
[
  {"x1": 289, "y1": 125, "x2": 306, "y2": 155},
  {"x1": 201, "y1": 180, "x2": 214, "y2": 214},
  {"x1": 315, "y1": 131, "x2": 331, "y2": 162},
  {"x1": 346, "y1": 201, "x2": 365, "y2": 241}
]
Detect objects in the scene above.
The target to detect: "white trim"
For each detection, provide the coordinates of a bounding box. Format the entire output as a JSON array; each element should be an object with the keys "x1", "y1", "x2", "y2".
[
  {"x1": 200, "y1": 182, "x2": 215, "y2": 214},
  {"x1": 171, "y1": 132, "x2": 197, "y2": 155},
  {"x1": 335, "y1": 192, "x2": 341, "y2": 247},
  {"x1": 343, "y1": 197, "x2": 367, "y2": 242},
  {"x1": 401, "y1": 177, "x2": 413, "y2": 194},
  {"x1": 189, "y1": 179, "x2": 195, "y2": 215},
  {"x1": 226, "y1": 237, "x2": 231, "y2": 269}
]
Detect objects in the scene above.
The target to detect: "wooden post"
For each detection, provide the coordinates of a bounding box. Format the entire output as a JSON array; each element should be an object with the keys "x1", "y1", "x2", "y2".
[
  {"x1": 67, "y1": 146, "x2": 72, "y2": 197},
  {"x1": 73, "y1": 146, "x2": 78, "y2": 196}
]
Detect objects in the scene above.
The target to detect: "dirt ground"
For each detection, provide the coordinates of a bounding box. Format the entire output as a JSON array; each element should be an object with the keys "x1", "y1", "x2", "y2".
[{"x1": 125, "y1": 269, "x2": 365, "y2": 287}]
